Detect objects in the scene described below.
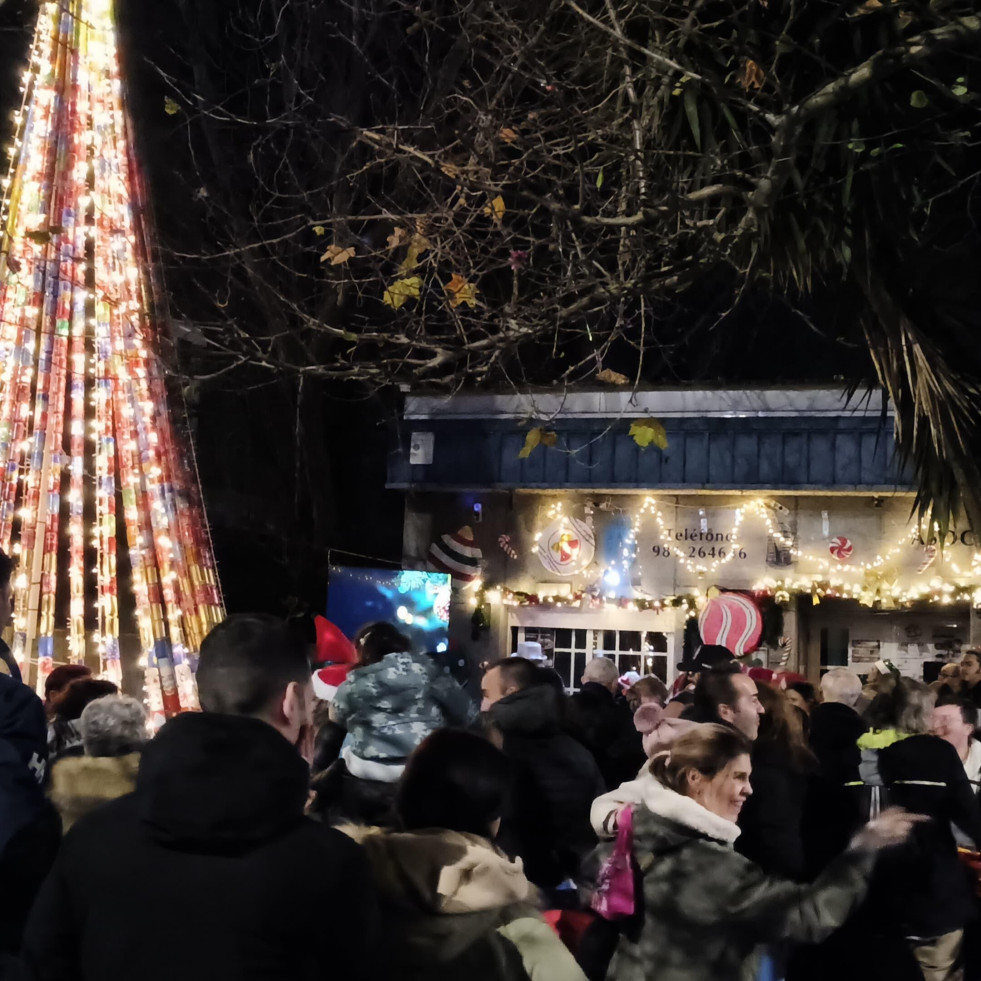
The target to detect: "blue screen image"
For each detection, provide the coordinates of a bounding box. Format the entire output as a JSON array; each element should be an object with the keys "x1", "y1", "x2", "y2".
[{"x1": 326, "y1": 567, "x2": 452, "y2": 654}]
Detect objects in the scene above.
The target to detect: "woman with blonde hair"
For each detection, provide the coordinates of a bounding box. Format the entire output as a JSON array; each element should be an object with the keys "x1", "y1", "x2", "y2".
[{"x1": 604, "y1": 725, "x2": 922, "y2": 981}]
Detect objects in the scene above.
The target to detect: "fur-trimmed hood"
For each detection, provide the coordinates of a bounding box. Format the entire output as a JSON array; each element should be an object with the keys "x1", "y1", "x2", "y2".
[
  {"x1": 340, "y1": 826, "x2": 537, "y2": 965},
  {"x1": 49, "y1": 753, "x2": 140, "y2": 832},
  {"x1": 638, "y1": 779, "x2": 741, "y2": 845}
]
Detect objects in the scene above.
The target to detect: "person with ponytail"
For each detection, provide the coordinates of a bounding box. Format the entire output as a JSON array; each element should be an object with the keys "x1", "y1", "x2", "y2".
[{"x1": 604, "y1": 725, "x2": 924, "y2": 981}]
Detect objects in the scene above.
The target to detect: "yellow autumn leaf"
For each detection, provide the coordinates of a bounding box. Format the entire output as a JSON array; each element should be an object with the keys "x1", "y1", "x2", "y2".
[
  {"x1": 312, "y1": 225, "x2": 326, "y2": 237},
  {"x1": 483, "y1": 195, "x2": 506, "y2": 222},
  {"x1": 629, "y1": 418, "x2": 669, "y2": 450},
  {"x1": 399, "y1": 233, "x2": 431, "y2": 273},
  {"x1": 518, "y1": 427, "x2": 557, "y2": 459},
  {"x1": 596, "y1": 368, "x2": 630, "y2": 386},
  {"x1": 441, "y1": 161, "x2": 461, "y2": 178},
  {"x1": 382, "y1": 276, "x2": 422, "y2": 310},
  {"x1": 499, "y1": 127, "x2": 518, "y2": 144},
  {"x1": 444, "y1": 273, "x2": 479, "y2": 309},
  {"x1": 321, "y1": 245, "x2": 356, "y2": 265},
  {"x1": 164, "y1": 97, "x2": 180, "y2": 116}
]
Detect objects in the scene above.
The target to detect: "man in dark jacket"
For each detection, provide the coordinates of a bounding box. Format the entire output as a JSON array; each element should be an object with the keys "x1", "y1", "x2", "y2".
[
  {"x1": 566, "y1": 656, "x2": 645, "y2": 789},
  {"x1": 0, "y1": 675, "x2": 59, "y2": 975},
  {"x1": 481, "y1": 657, "x2": 605, "y2": 894},
  {"x1": 803, "y1": 668, "x2": 869, "y2": 876},
  {"x1": 0, "y1": 550, "x2": 22, "y2": 682},
  {"x1": 21, "y1": 614, "x2": 379, "y2": 981},
  {"x1": 688, "y1": 665, "x2": 810, "y2": 879}
]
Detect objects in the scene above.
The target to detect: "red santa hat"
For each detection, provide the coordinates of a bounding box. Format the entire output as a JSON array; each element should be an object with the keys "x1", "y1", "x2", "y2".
[{"x1": 312, "y1": 663, "x2": 352, "y2": 702}]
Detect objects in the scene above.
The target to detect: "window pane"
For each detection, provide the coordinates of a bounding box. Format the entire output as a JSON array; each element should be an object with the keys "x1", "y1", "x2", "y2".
[
  {"x1": 574, "y1": 651, "x2": 587, "y2": 687},
  {"x1": 553, "y1": 651, "x2": 572, "y2": 689},
  {"x1": 645, "y1": 632, "x2": 668, "y2": 653},
  {"x1": 619, "y1": 653, "x2": 642, "y2": 676},
  {"x1": 575, "y1": 630, "x2": 587, "y2": 648},
  {"x1": 510, "y1": 627, "x2": 519, "y2": 653},
  {"x1": 555, "y1": 628, "x2": 572, "y2": 650},
  {"x1": 647, "y1": 655, "x2": 667, "y2": 683},
  {"x1": 619, "y1": 631, "x2": 642, "y2": 652},
  {"x1": 603, "y1": 630, "x2": 616, "y2": 652}
]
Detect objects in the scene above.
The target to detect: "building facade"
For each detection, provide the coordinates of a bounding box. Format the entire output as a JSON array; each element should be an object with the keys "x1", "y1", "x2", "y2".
[{"x1": 388, "y1": 389, "x2": 980, "y2": 689}]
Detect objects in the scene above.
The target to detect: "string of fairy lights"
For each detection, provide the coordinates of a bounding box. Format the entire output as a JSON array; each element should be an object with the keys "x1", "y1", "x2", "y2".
[
  {"x1": 0, "y1": 0, "x2": 223, "y2": 719},
  {"x1": 484, "y1": 496, "x2": 981, "y2": 612}
]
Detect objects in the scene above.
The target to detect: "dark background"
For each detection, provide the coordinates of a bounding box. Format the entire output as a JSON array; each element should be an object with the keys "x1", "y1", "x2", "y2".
[{"x1": 0, "y1": 0, "x2": 861, "y2": 620}]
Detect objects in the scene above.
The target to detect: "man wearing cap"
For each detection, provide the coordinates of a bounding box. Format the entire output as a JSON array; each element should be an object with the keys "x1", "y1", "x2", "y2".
[{"x1": 667, "y1": 645, "x2": 735, "y2": 719}]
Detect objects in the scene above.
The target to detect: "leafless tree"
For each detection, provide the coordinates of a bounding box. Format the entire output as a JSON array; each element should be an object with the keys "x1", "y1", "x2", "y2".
[{"x1": 140, "y1": 0, "x2": 981, "y2": 530}]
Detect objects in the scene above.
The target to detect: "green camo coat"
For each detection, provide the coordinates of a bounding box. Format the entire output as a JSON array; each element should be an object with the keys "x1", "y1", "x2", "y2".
[{"x1": 607, "y1": 781, "x2": 874, "y2": 981}]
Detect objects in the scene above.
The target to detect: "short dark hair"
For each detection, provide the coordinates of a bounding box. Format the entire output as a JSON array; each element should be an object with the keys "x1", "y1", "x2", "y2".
[
  {"x1": 693, "y1": 663, "x2": 742, "y2": 716},
  {"x1": 353, "y1": 622, "x2": 410, "y2": 667},
  {"x1": 0, "y1": 549, "x2": 13, "y2": 590},
  {"x1": 54, "y1": 678, "x2": 119, "y2": 721},
  {"x1": 196, "y1": 614, "x2": 312, "y2": 717},
  {"x1": 395, "y1": 729, "x2": 511, "y2": 837},
  {"x1": 487, "y1": 656, "x2": 540, "y2": 692},
  {"x1": 936, "y1": 694, "x2": 979, "y2": 729}
]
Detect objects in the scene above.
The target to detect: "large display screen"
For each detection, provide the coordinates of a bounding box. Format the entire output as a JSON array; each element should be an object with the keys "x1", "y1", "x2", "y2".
[{"x1": 326, "y1": 566, "x2": 452, "y2": 654}]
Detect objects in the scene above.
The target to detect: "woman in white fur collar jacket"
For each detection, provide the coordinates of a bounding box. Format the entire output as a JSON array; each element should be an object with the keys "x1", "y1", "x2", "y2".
[{"x1": 605, "y1": 724, "x2": 923, "y2": 981}]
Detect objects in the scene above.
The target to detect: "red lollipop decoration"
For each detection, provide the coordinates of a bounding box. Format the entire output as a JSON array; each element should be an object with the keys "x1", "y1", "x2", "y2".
[
  {"x1": 829, "y1": 537, "x2": 853, "y2": 562},
  {"x1": 698, "y1": 592, "x2": 763, "y2": 658}
]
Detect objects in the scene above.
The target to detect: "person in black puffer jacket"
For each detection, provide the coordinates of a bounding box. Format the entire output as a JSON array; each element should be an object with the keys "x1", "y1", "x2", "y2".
[
  {"x1": 21, "y1": 615, "x2": 379, "y2": 981},
  {"x1": 843, "y1": 677, "x2": 981, "y2": 981},
  {"x1": 481, "y1": 658, "x2": 605, "y2": 897},
  {"x1": 566, "y1": 657, "x2": 645, "y2": 791},
  {"x1": 736, "y1": 681, "x2": 815, "y2": 882}
]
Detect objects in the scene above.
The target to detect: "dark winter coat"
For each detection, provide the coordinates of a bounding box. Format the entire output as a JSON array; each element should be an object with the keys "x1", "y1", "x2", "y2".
[
  {"x1": 845, "y1": 730, "x2": 981, "y2": 938},
  {"x1": 21, "y1": 712, "x2": 380, "y2": 981},
  {"x1": 0, "y1": 675, "x2": 59, "y2": 965},
  {"x1": 0, "y1": 639, "x2": 21, "y2": 683},
  {"x1": 342, "y1": 826, "x2": 586, "y2": 981},
  {"x1": 803, "y1": 701, "x2": 868, "y2": 876},
  {"x1": 735, "y1": 738, "x2": 809, "y2": 881},
  {"x1": 607, "y1": 780, "x2": 874, "y2": 981},
  {"x1": 567, "y1": 682, "x2": 645, "y2": 790},
  {"x1": 490, "y1": 684, "x2": 605, "y2": 888}
]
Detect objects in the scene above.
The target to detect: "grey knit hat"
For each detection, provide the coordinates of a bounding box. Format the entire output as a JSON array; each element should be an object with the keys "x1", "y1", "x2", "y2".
[{"x1": 79, "y1": 695, "x2": 148, "y2": 757}]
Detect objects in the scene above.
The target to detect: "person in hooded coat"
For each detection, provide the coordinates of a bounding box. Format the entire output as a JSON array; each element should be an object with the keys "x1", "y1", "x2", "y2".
[
  {"x1": 604, "y1": 725, "x2": 924, "y2": 981},
  {"x1": 343, "y1": 728, "x2": 586, "y2": 981},
  {"x1": 481, "y1": 657, "x2": 605, "y2": 894},
  {"x1": 21, "y1": 614, "x2": 379, "y2": 981},
  {"x1": 48, "y1": 695, "x2": 147, "y2": 833},
  {"x1": 0, "y1": 674, "x2": 60, "y2": 975}
]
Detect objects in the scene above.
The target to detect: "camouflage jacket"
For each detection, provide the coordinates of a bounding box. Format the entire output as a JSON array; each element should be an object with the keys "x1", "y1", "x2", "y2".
[
  {"x1": 608, "y1": 781, "x2": 873, "y2": 981},
  {"x1": 332, "y1": 652, "x2": 476, "y2": 765}
]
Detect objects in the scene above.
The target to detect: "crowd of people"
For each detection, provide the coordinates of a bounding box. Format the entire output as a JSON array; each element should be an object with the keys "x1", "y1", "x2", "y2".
[{"x1": 2, "y1": 538, "x2": 981, "y2": 978}]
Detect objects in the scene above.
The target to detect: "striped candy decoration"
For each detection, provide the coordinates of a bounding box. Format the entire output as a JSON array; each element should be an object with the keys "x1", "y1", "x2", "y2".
[
  {"x1": 829, "y1": 536, "x2": 853, "y2": 561},
  {"x1": 698, "y1": 592, "x2": 763, "y2": 658},
  {"x1": 428, "y1": 525, "x2": 483, "y2": 583}
]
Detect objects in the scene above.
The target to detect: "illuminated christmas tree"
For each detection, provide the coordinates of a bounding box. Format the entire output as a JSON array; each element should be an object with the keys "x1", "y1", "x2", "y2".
[{"x1": 0, "y1": 0, "x2": 223, "y2": 721}]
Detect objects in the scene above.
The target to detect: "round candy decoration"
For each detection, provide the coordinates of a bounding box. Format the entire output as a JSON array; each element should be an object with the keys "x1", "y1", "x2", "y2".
[
  {"x1": 829, "y1": 536, "x2": 854, "y2": 561},
  {"x1": 697, "y1": 592, "x2": 763, "y2": 658},
  {"x1": 537, "y1": 516, "x2": 596, "y2": 576}
]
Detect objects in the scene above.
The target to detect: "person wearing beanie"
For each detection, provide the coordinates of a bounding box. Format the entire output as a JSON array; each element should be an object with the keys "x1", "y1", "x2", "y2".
[{"x1": 48, "y1": 696, "x2": 147, "y2": 833}]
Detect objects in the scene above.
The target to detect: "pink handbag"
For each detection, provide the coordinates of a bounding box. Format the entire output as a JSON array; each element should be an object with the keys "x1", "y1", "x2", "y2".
[{"x1": 590, "y1": 804, "x2": 636, "y2": 920}]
